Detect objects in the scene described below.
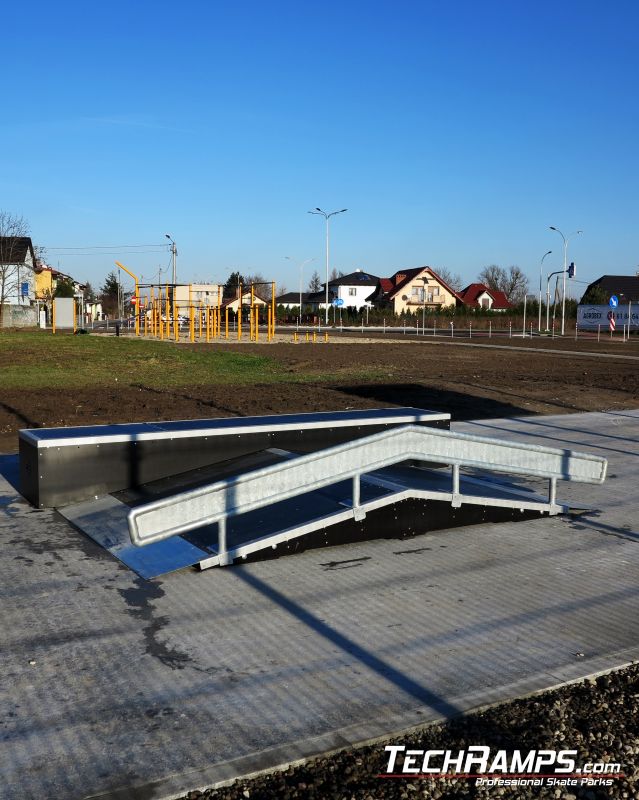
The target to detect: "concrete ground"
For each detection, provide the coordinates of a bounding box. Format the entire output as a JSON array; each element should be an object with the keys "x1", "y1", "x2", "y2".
[{"x1": 0, "y1": 410, "x2": 638, "y2": 800}]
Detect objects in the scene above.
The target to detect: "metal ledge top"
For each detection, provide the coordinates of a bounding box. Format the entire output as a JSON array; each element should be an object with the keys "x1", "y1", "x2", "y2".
[{"x1": 19, "y1": 407, "x2": 450, "y2": 449}]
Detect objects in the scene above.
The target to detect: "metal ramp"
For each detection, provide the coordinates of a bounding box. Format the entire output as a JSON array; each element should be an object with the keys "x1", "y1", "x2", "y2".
[
  {"x1": 124, "y1": 424, "x2": 606, "y2": 572},
  {"x1": 44, "y1": 410, "x2": 607, "y2": 579}
]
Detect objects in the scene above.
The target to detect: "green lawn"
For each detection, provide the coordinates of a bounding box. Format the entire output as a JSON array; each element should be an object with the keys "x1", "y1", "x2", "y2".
[
  {"x1": 0, "y1": 331, "x2": 386, "y2": 389},
  {"x1": 0, "y1": 331, "x2": 285, "y2": 389}
]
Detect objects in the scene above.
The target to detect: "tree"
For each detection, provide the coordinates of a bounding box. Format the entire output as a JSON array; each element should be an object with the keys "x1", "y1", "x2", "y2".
[
  {"x1": 83, "y1": 281, "x2": 97, "y2": 303},
  {"x1": 434, "y1": 267, "x2": 463, "y2": 292},
  {"x1": 329, "y1": 268, "x2": 345, "y2": 281},
  {"x1": 580, "y1": 284, "x2": 608, "y2": 305},
  {"x1": 478, "y1": 264, "x2": 529, "y2": 303},
  {"x1": 54, "y1": 277, "x2": 75, "y2": 298},
  {"x1": 100, "y1": 271, "x2": 120, "y2": 316},
  {"x1": 244, "y1": 272, "x2": 272, "y2": 300},
  {"x1": 223, "y1": 271, "x2": 245, "y2": 298},
  {"x1": 0, "y1": 211, "x2": 30, "y2": 326},
  {"x1": 307, "y1": 270, "x2": 322, "y2": 292}
]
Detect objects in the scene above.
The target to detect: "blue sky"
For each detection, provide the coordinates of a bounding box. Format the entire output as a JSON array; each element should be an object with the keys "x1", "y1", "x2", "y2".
[{"x1": 3, "y1": 0, "x2": 638, "y2": 297}]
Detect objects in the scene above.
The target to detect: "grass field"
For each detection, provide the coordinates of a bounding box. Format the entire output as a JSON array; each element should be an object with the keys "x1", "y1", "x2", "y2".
[{"x1": 0, "y1": 331, "x2": 386, "y2": 389}]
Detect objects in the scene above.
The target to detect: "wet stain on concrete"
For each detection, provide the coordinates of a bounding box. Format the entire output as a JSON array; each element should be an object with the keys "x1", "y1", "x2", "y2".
[{"x1": 118, "y1": 577, "x2": 192, "y2": 670}]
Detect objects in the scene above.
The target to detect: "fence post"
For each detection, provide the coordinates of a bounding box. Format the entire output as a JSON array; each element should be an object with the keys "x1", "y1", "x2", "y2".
[
  {"x1": 575, "y1": 321, "x2": 578, "y2": 341},
  {"x1": 450, "y1": 321, "x2": 454, "y2": 338},
  {"x1": 597, "y1": 323, "x2": 600, "y2": 342},
  {"x1": 489, "y1": 320, "x2": 491, "y2": 338},
  {"x1": 469, "y1": 322, "x2": 472, "y2": 338},
  {"x1": 509, "y1": 321, "x2": 512, "y2": 339}
]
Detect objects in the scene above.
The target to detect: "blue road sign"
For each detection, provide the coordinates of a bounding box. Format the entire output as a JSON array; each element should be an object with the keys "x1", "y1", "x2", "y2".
[
  {"x1": 333, "y1": 298, "x2": 344, "y2": 307},
  {"x1": 609, "y1": 295, "x2": 618, "y2": 308}
]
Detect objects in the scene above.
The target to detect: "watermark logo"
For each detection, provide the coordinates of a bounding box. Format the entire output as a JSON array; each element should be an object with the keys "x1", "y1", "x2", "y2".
[{"x1": 379, "y1": 746, "x2": 622, "y2": 788}]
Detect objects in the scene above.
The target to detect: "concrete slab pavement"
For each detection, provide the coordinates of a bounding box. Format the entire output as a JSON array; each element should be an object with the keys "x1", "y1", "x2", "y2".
[{"x1": 0, "y1": 410, "x2": 638, "y2": 800}]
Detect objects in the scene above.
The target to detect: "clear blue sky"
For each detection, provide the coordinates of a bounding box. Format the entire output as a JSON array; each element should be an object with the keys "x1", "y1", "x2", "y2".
[{"x1": 3, "y1": 0, "x2": 638, "y2": 297}]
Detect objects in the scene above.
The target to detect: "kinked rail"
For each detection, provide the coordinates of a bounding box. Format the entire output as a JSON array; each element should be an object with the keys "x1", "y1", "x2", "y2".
[{"x1": 127, "y1": 425, "x2": 607, "y2": 565}]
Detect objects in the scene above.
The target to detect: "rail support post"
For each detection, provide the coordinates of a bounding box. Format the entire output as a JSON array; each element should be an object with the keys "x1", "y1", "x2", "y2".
[
  {"x1": 217, "y1": 516, "x2": 231, "y2": 566},
  {"x1": 451, "y1": 463, "x2": 461, "y2": 508},
  {"x1": 352, "y1": 474, "x2": 366, "y2": 521}
]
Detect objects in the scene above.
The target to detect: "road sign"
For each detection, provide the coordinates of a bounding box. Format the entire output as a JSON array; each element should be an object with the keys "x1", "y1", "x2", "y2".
[
  {"x1": 333, "y1": 298, "x2": 344, "y2": 307},
  {"x1": 609, "y1": 295, "x2": 618, "y2": 308},
  {"x1": 608, "y1": 310, "x2": 616, "y2": 333}
]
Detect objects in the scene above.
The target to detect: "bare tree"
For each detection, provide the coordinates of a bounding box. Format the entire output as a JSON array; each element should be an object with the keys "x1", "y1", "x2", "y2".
[
  {"x1": 244, "y1": 272, "x2": 275, "y2": 300},
  {"x1": 502, "y1": 265, "x2": 529, "y2": 304},
  {"x1": 0, "y1": 212, "x2": 31, "y2": 326},
  {"x1": 434, "y1": 267, "x2": 463, "y2": 292},
  {"x1": 478, "y1": 264, "x2": 529, "y2": 303}
]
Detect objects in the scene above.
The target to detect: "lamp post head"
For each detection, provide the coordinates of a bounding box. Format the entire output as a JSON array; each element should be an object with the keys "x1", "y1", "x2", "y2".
[{"x1": 549, "y1": 226, "x2": 557, "y2": 231}]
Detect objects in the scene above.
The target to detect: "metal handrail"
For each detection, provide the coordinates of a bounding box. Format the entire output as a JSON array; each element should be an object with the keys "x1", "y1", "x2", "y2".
[{"x1": 128, "y1": 425, "x2": 607, "y2": 551}]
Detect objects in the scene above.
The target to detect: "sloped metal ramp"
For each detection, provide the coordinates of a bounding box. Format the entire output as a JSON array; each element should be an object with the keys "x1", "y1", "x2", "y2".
[{"x1": 118, "y1": 424, "x2": 607, "y2": 573}]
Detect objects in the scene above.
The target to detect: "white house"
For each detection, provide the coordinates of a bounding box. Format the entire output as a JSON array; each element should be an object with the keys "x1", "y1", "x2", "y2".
[
  {"x1": 0, "y1": 236, "x2": 36, "y2": 306},
  {"x1": 308, "y1": 270, "x2": 381, "y2": 311}
]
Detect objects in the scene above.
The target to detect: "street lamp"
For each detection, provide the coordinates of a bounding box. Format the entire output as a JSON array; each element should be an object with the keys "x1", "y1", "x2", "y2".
[
  {"x1": 549, "y1": 227, "x2": 582, "y2": 335},
  {"x1": 539, "y1": 250, "x2": 552, "y2": 332},
  {"x1": 420, "y1": 275, "x2": 431, "y2": 334},
  {"x1": 308, "y1": 208, "x2": 347, "y2": 324},
  {"x1": 285, "y1": 256, "x2": 315, "y2": 324},
  {"x1": 165, "y1": 234, "x2": 177, "y2": 285}
]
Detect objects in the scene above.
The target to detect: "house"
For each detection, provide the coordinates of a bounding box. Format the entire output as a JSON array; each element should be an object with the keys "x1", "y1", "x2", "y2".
[
  {"x1": 581, "y1": 274, "x2": 639, "y2": 304},
  {"x1": 366, "y1": 266, "x2": 461, "y2": 314},
  {"x1": 303, "y1": 270, "x2": 381, "y2": 312},
  {"x1": 173, "y1": 283, "x2": 223, "y2": 313},
  {"x1": 221, "y1": 290, "x2": 268, "y2": 315},
  {"x1": 0, "y1": 236, "x2": 36, "y2": 306},
  {"x1": 276, "y1": 292, "x2": 313, "y2": 309},
  {"x1": 458, "y1": 283, "x2": 513, "y2": 311},
  {"x1": 34, "y1": 264, "x2": 86, "y2": 302}
]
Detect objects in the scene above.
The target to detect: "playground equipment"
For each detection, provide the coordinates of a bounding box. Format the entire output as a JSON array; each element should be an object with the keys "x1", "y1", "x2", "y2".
[
  {"x1": 19, "y1": 408, "x2": 607, "y2": 579},
  {"x1": 112, "y1": 263, "x2": 276, "y2": 343}
]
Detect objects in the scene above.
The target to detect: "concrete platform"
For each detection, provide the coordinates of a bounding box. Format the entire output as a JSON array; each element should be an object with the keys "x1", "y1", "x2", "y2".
[{"x1": 1, "y1": 410, "x2": 638, "y2": 800}]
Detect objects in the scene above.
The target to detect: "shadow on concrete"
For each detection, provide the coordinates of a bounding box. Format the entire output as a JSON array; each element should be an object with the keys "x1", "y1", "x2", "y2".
[
  {"x1": 232, "y1": 566, "x2": 464, "y2": 718},
  {"x1": 0, "y1": 454, "x2": 20, "y2": 492},
  {"x1": 334, "y1": 383, "x2": 531, "y2": 421}
]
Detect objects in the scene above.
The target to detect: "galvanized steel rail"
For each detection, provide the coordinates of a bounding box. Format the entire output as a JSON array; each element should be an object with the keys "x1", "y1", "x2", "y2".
[{"x1": 128, "y1": 425, "x2": 607, "y2": 562}]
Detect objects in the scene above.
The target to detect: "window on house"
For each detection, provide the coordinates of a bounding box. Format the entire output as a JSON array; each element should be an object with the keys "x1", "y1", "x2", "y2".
[
  {"x1": 433, "y1": 286, "x2": 440, "y2": 296},
  {"x1": 348, "y1": 287, "x2": 356, "y2": 296},
  {"x1": 411, "y1": 286, "x2": 420, "y2": 296}
]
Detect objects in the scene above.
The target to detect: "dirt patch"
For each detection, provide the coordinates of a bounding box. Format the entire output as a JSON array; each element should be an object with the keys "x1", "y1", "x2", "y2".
[{"x1": 1, "y1": 340, "x2": 637, "y2": 452}]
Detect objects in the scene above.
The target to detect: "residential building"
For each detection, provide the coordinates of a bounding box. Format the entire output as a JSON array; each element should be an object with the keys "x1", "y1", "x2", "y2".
[
  {"x1": 173, "y1": 283, "x2": 223, "y2": 313},
  {"x1": 581, "y1": 274, "x2": 639, "y2": 304},
  {"x1": 0, "y1": 236, "x2": 36, "y2": 306},
  {"x1": 221, "y1": 290, "x2": 268, "y2": 315},
  {"x1": 276, "y1": 292, "x2": 312, "y2": 309},
  {"x1": 458, "y1": 283, "x2": 513, "y2": 311},
  {"x1": 367, "y1": 266, "x2": 461, "y2": 314}
]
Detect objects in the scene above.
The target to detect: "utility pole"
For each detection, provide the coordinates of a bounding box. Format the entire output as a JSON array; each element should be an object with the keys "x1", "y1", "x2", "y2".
[{"x1": 165, "y1": 234, "x2": 177, "y2": 285}]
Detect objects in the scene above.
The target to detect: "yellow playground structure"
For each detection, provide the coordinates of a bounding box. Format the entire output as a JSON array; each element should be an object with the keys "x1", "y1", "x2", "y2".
[{"x1": 115, "y1": 262, "x2": 276, "y2": 343}]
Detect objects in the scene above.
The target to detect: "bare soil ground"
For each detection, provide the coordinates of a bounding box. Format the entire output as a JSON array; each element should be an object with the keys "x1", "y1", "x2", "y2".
[{"x1": 1, "y1": 338, "x2": 637, "y2": 452}]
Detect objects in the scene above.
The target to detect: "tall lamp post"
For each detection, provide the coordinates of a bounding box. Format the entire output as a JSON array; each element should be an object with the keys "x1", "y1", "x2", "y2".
[
  {"x1": 421, "y1": 275, "x2": 431, "y2": 334},
  {"x1": 539, "y1": 250, "x2": 552, "y2": 332},
  {"x1": 549, "y1": 227, "x2": 581, "y2": 335},
  {"x1": 285, "y1": 256, "x2": 315, "y2": 324},
  {"x1": 308, "y1": 208, "x2": 347, "y2": 324},
  {"x1": 165, "y1": 234, "x2": 177, "y2": 285}
]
